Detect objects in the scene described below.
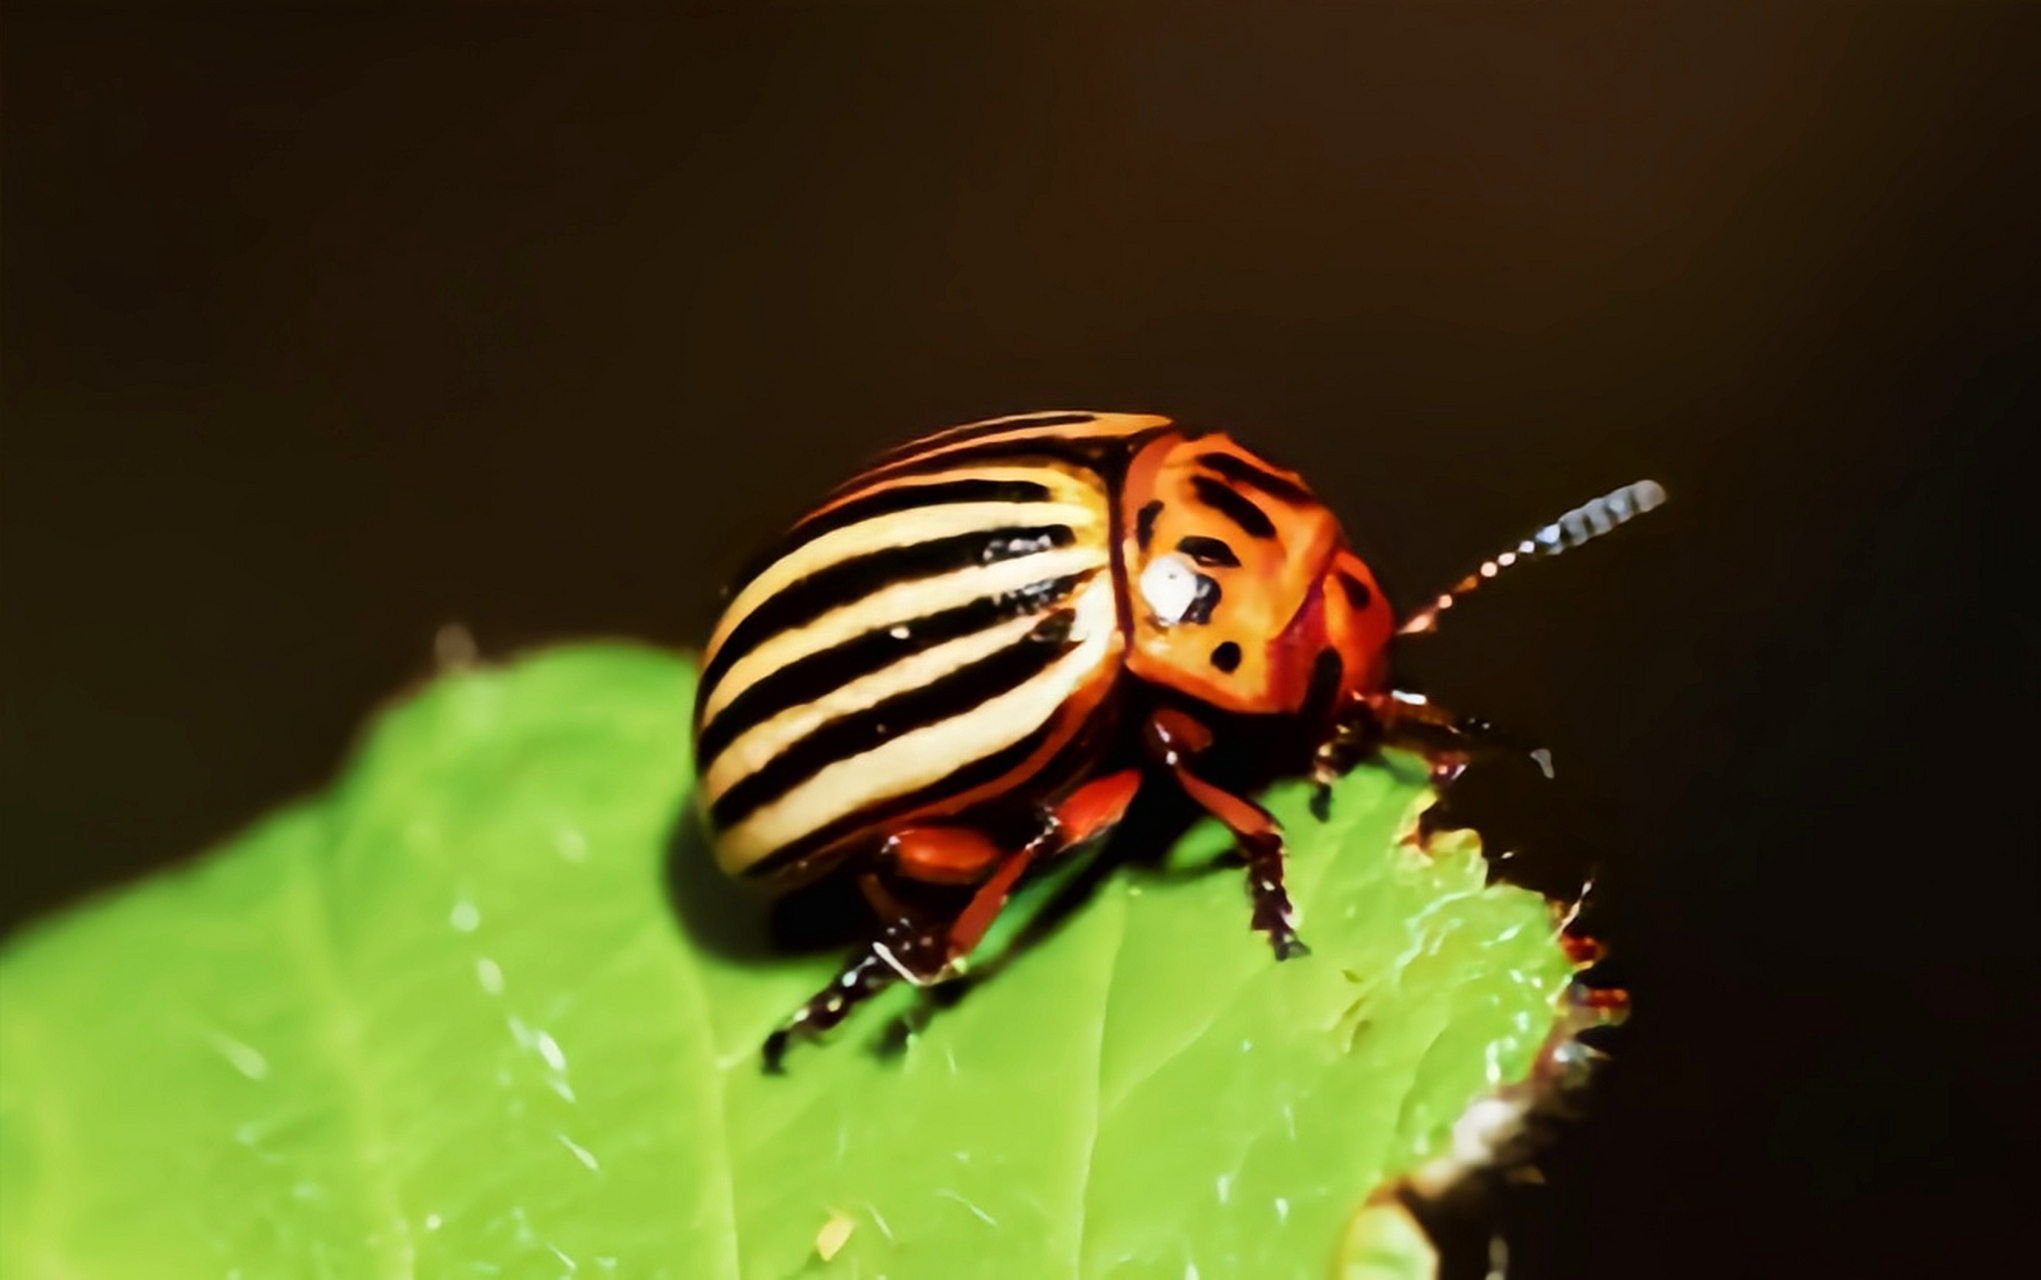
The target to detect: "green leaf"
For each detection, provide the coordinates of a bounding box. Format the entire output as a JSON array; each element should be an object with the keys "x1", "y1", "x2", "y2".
[{"x1": 0, "y1": 643, "x2": 1584, "y2": 1279}]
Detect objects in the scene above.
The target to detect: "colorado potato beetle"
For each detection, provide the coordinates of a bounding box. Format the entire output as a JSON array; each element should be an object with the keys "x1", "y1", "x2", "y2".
[{"x1": 692, "y1": 411, "x2": 1663, "y2": 1065}]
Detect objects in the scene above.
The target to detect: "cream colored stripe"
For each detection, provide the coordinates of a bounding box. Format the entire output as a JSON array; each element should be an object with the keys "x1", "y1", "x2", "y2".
[
  {"x1": 812, "y1": 464, "x2": 1099, "y2": 522},
  {"x1": 700, "y1": 545, "x2": 1108, "y2": 723},
  {"x1": 701, "y1": 606, "x2": 1054, "y2": 801},
  {"x1": 880, "y1": 414, "x2": 1170, "y2": 471},
  {"x1": 707, "y1": 500, "x2": 1100, "y2": 664},
  {"x1": 714, "y1": 579, "x2": 1118, "y2": 872},
  {"x1": 904, "y1": 410, "x2": 1165, "y2": 451}
]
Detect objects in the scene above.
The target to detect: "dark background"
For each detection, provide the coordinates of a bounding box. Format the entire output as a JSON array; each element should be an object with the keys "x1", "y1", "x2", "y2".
[{"x1": 4, "y1": 2, "x2": 2037, "y2": 1276}]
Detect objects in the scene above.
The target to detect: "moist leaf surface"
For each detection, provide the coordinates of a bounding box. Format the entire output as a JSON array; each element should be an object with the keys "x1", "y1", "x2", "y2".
[{"x1": 0, "y1": 643, "x2": 1579, "y2": 1279}]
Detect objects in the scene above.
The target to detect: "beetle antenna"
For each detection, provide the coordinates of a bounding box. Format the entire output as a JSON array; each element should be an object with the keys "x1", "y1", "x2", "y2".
[{"x1": 1399, "y1": 479, "x2": 1667, "y2": 636}]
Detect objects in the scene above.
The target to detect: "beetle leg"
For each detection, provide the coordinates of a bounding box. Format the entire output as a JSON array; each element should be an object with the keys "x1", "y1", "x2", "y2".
[
  {"x1": 944, "y1": 768, "x2": 1143, "y2": 965},
  {"x1": 1322, "y1": 690, "x2": 1542, "y2": 853},
  {"x1": 1177, "y1": 768, "x2": 1309, "y2": 960},
  {"x1": 1145, "y1": 708, "x2": 1308, "y2": 960},
  {"x1": 942, "y1": 843, "x2": 1046, "y2": 971},
  {"x1": 762, "y1": 947, "x2": 896, "y2": 1072},
  {"x1": 763, "y1": 771, "x2": 1148, "y2": 1068},
  {"x1": 1308, "y1": 712, "x2": 1381, "y2": 821},
  {"x1": 1361, "y1": 689, "x2": 1554, "y2": 779},
  {"x1": 1307, "y1": 687, "x2": 1539, "y2": 820},
  {"x1": 762, "y1": 872, "x2": 952, "y2": 1071},
  {"x1": 764, "y1": 770, "x2": 1146, "y2": 1067},
  {"x1": 884, "y1": 826, "x2": 1006, "y2": 886},
  {"x1": 1051, "y1": 767, "x2": 1145, "y2": 849}
]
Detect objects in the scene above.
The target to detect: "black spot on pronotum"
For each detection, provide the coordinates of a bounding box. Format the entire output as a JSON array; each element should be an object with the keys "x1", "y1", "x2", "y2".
[
  {"x1": 1338, "y1": 573, "x2": 1373, "y2": 610},
  {"x1": 1185, "y1": 574, "x2": 1222, "y2": 625},
  {"x1": 1136, "y1": 500, "x2": 1164, "y2": 550},
  {"x1": 1176, "y1": 535, "x2": 1241, "y2": 567},
  {"x1": 1211, "y1": 641, "x2": 1243, "y2": 673},
  {"x1": 1190, "y1": 476, "x2": 1277, "y2": 539},
  {"x1": 1196, "y1": 451, "x2": 1314, "y2": 505}
]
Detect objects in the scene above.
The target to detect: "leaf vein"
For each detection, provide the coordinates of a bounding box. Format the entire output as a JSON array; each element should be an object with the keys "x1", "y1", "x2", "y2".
[
  {"x1": 1071, "y1": 887, "x2": 1128, "y2": 1279},
  {"x1": 646, "y1": 922, "x2": 741, "y2": 1275},
  {"x1": 284, "y1": 842, "x2": 417, "y2": 1280}
]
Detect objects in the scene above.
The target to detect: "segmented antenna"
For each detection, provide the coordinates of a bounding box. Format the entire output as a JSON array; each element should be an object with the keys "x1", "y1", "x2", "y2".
[{"x1": 1399, "y1": 479, "x2": 1667, "y2": 636}]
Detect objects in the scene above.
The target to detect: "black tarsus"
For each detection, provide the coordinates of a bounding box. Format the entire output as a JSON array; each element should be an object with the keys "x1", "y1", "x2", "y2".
[{"x1": 762, "y1": 909, "x2": 950, "y2": 1070}]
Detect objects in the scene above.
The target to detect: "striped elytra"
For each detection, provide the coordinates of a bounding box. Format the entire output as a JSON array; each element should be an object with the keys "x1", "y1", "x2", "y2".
[
  {"x1": 694, "y1": 412, "x2": 1162, "y2": 881},
  {"x1": 692, "y1": 410, "x2": 1668, "y2": 1064}
]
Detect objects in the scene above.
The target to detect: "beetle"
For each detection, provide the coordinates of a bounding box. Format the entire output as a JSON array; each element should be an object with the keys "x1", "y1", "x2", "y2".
[{"x1": 691, "y1": 410, "x2": 1663, "y2": 1066}]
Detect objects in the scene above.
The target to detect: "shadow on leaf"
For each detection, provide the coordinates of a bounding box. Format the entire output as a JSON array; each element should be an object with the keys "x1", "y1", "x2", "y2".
[{"x1": 661, "y1": 792, "x2": 866, "y2": 963}]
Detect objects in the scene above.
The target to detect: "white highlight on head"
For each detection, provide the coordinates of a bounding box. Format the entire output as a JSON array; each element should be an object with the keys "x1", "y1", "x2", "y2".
[{"x1": 1140, "y1": 552, "x2": 1201, "y2": 625}]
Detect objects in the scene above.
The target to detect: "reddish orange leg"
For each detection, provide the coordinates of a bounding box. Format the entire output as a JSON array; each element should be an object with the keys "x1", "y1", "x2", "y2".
[
  {"x1": 1147, "y1": 709, "x2": 1309, "y2": 960},
  {"x1": 762, "y1": 771, "x2": 1142, "y2": 1070},
  {"x1": 885, "y1": 826, "x2": 1005, "y2": 886},
  {"x1": 946, "y1": 768, "x2": 1142, "y2": 965}
]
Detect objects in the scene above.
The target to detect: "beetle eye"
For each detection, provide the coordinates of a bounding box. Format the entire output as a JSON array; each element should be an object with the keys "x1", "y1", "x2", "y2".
[{"x1": 1139, "y1": 553, "x2": 1201, "y2": 625}]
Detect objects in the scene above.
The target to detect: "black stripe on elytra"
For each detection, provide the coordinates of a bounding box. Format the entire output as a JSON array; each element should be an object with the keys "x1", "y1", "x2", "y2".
[
  {"x1": 747, "y1": 674, "x2": 1122, "y2": 880},
  {"x1": 711, "y1": 609, "x2": 1080, "y2": 832},
  {"x1": 1175, "y1": 534, "x2": 1240, "y2": 567},
  {"x1": 1135, "y1": 500, "x2": 1164, "y2": 550},
  {"x1": 742, "y1": 718, "x2": 1062, "y2": 879},
  {"x1": 1337, "y1": 573, "x2": 1373, "y2": 610},
  {"x1": 861, "y1": 413, "x2": 1098, "y2": 469},
  {"x1": 1190, "y1": 475, "x2": 1277, "y2": 539},
  {"x1": 1196, "y1": 451, "x2": 1314, "y2": 505},
  {"x1": 697, "y1": 570, "x2": 1094, "y2": 766},
  {"x1": 700, "y1": 523, "x2": 1077, "y2": 700},
  {"x1": 721, "y1": 477, "x2": 1054, "y2": 602}
]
